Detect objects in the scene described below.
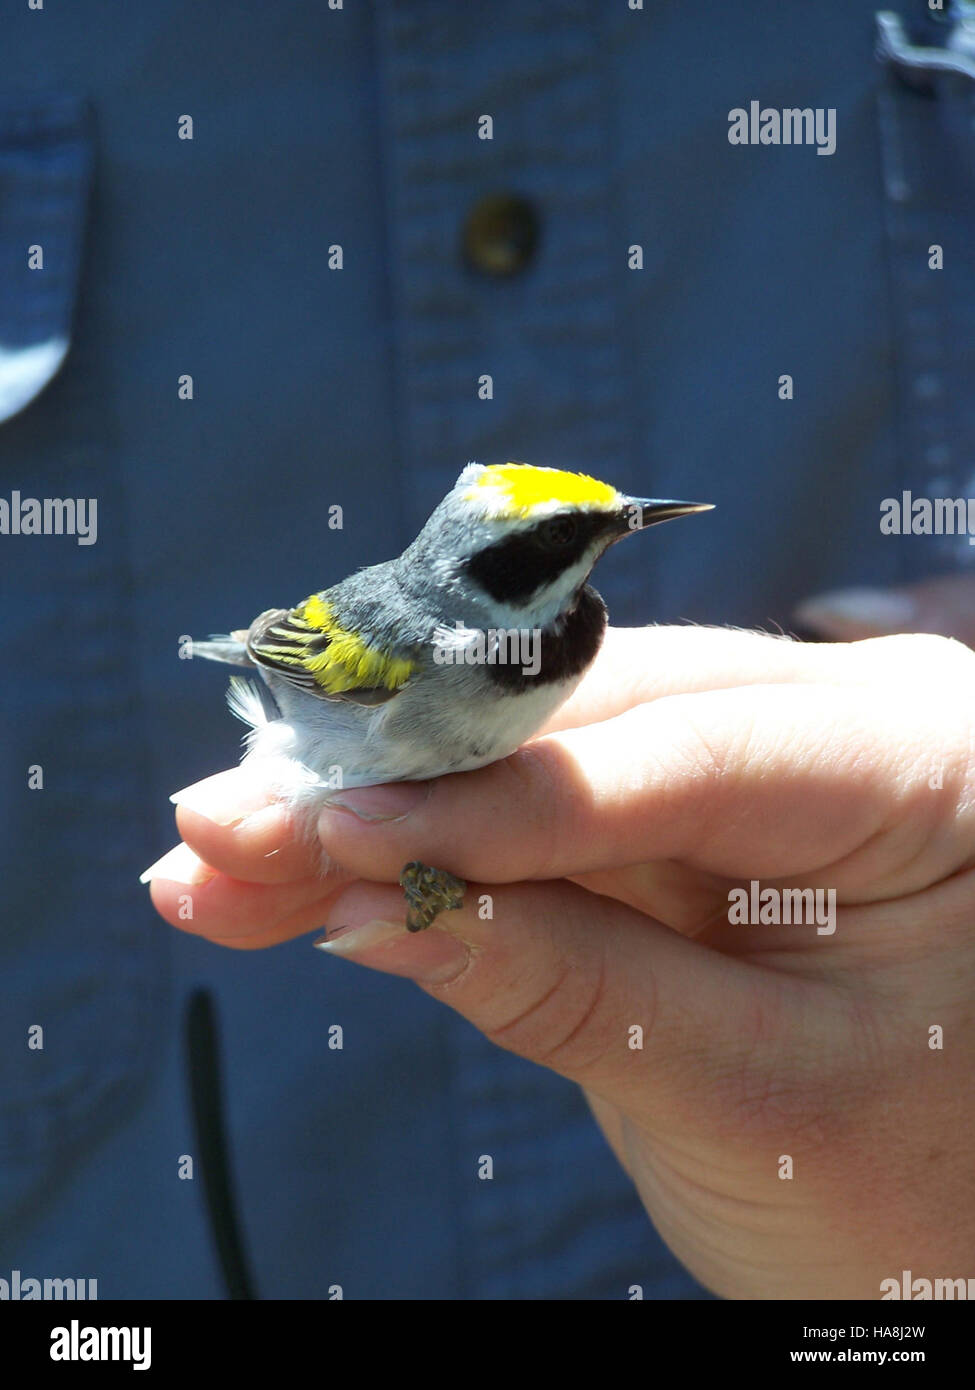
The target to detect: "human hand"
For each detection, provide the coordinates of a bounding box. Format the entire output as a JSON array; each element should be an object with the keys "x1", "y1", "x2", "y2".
[
  {"x1": 145, "y1": 625, "x2": 975, "y2": 1298},
  {"x1": 796, "y1": 572, "x2": 975, "y2": 646}
]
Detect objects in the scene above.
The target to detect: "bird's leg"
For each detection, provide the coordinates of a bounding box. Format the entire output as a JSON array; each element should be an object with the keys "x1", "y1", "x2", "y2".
[{"x1": 399, "y1": 862, "x2": 466, "y2": 932}]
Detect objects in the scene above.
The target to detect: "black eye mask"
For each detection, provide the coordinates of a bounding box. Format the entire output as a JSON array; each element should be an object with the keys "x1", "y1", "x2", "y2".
[{"x1": 464, "y1": 510, "x2": 611, "y2": 604}]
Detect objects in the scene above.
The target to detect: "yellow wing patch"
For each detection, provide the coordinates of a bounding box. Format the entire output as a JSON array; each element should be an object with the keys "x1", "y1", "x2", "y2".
[
  {"x1": 465, "y1": 463, "x2": 620, "y2": 520},
  {"x1": 301, "y1": 597, "x2": 414, "y2": 693},
  {"x1": 251, "y1": 595, "x2": 414, "y2": 695}
]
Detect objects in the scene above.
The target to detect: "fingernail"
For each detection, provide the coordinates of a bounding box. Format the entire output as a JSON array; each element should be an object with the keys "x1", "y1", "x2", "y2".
[
  {"x1": 314, "y1": 919, "x2": 471, "y2": 983},
  {"x1": 139, "y1": 842, "x2": 217, "y2": 886},
  {"x1": 321, "y1": 781, "x2": 430, "y2": 825},
  {"x1": 794, "y1": 587, "x2": 918, "y2": 636},
  {"x1": 314, "y1": 919, "x2": 406, "y2": 954},
  {"x1": 169, "y1": 775, "x2": 266, "y2": 826}
]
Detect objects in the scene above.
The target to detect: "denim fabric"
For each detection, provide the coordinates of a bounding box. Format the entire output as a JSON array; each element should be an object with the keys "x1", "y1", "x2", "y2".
[{"x1": 1, "y1": 0, "x2": 972, "y2": 1298}]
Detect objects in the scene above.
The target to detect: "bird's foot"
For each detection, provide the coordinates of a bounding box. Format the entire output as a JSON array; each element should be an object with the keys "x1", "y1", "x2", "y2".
[{"x1": 399, "y1": 861, "x2": 466, "y2": 932}]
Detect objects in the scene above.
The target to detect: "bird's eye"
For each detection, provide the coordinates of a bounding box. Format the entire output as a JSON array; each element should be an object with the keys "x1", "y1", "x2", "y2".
[{"x1": 538, "y1": 515, "x2": 577, "y2": 548}]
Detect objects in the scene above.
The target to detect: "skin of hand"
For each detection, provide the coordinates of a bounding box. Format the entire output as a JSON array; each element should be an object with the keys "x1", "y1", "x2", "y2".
[
  {"x1": 146, "y1": 625, "x2": 975, "y2": 1299},
  {"x1": 796, "y1": 572, "x2": 975, "y2": 645}
]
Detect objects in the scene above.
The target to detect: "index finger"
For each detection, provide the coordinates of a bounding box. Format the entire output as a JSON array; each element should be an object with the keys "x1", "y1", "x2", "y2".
[
  {"x1": 315, "y1": 678, "x2": 975, "y2": 899},
  {"x1": 538, "y1": 624, "x2": 967, "y2": 733}
]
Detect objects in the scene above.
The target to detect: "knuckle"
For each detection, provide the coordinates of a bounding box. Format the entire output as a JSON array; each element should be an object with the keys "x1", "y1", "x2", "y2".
[
  {"x1": 650, "y1": 700, "x2": 748, "y2": 837},
  {"x1": 880, "y1": 631, "x2": 975, "y2": 679},
  {"x1": 655, "y1": 699, "x2": 738, "y2": 788},
  {"x1": 491, "y1": 742, "x2": 573, "y2": 879},
  {"x1": 483, "y1": 945, "x2": 616, "y2": 1077}
]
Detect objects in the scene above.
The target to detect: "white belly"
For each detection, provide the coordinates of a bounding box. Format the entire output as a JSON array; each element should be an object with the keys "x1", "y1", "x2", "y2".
[{"x1": 240, "y1": 660, "x2": 579, "y2": 809}]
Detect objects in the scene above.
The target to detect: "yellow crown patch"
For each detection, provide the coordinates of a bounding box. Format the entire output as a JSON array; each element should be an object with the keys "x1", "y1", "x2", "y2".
[{"x1": 465, "y1": 463, "x2": 620, "y2": 520}]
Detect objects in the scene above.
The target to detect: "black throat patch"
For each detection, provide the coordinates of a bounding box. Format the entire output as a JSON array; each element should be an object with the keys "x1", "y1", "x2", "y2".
[{"x1": 481, "y1": 585, "x2": 608, "y2": 692}]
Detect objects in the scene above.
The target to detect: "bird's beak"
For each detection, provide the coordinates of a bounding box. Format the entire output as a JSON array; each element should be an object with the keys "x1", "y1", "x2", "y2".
[{"x1": 616, "y1": 498, "x2": 714, "y2": 534}]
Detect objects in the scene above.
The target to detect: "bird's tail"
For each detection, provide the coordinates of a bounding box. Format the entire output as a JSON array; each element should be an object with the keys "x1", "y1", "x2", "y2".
[
  {"x1": 190, "y1": 633, "x2": 253, "y2": 667},
  {"x1": 191, "y1": 633, "x2": 282, "y2": 730}
]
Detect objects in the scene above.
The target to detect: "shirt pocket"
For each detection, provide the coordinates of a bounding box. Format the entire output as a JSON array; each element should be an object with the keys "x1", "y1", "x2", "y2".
[
  {"x1": 0, "y1": 92, "x2": 91, "y2": 423},
  {"x1": 0, "y1": 91, "x2": 167, "y2": 1221}
]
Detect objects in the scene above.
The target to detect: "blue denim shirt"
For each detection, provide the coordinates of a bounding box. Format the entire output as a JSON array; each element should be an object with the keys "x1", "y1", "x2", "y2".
[{"x1": 2, "y1": 0, "x2": 973, "y2": 1298}]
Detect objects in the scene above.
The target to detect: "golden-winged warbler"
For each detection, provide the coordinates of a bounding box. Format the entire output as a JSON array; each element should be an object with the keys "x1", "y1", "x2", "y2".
[{"x1": 190, "y1": 462, "x2": 711, "y2": 930}]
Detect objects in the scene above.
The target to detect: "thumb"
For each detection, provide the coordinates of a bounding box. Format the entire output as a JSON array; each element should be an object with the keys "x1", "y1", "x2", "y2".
[
  {"x1": 314, "y1": 875, "x2": 825, "y2": 1131},
  {"x1": 795, "y1": 574, "x2": 975, "y2": 646}
]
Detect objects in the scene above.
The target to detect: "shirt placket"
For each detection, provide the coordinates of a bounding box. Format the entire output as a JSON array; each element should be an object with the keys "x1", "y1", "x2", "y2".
[{"x1": 377, "y1": 0, "x2": 640, "y2": 1298}]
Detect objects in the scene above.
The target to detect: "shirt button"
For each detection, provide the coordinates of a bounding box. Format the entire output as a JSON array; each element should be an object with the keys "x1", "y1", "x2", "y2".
[{"x1": 462, "y1": 193, "x2": 540, "y2": 277}]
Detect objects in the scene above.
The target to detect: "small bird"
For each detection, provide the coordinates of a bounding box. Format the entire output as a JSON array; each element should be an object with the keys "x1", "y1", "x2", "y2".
[{"x1": 192, "y1": 462, "x2": 711, "y2": 930}]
